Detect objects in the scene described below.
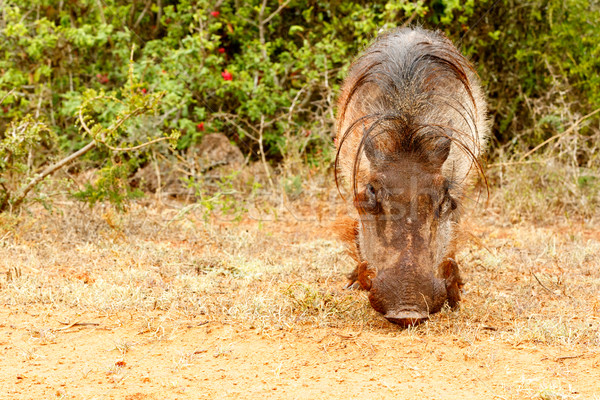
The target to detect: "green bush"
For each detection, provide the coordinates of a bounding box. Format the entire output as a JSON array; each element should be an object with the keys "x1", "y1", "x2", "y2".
[
  {"x1": 449, "y1": 0, "x2": 600, "y2": 149},
  {"x1": 0, "y1": 40, "x2": 178, "y2": 211},
  {"x1": 1, "y1": 0, "x2": 599, "y2": 211}
]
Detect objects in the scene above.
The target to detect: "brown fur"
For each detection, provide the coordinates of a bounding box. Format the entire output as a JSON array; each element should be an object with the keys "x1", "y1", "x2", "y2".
[
  {"x1": 334, "y1": 27, "x2": 489, "y2": 326},
  {"x1": 333, "y1": 216, "x2": 360, "y2": 263}
]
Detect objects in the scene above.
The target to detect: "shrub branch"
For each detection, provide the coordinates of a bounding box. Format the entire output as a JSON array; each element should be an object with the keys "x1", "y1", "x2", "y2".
[
  {"x1": 11, "y1": 141, "x2": 97, "y2": 210},
  {"x1": 2, "y1": 48, "x2": 178, "y2": 212},
  {"x1": 518, "y1": 107, "x2": 600, "y2": 162}
]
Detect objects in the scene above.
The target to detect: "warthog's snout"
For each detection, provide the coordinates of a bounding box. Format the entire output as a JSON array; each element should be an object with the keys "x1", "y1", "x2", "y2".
[
  {"x1": 367, "y1": 267, "x2": 450, "y2": 327},
  {"x1": 384, "y1": 309, "x2": 429, "y2": 327}
]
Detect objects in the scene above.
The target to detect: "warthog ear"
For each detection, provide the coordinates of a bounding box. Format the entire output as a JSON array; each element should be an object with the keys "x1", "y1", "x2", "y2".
[
  {"x1": 429, "y1": 135, "x2": 451, "y2": 169},
  {"x1": 428, "y1": 123, "x2": 453, "y2": 169},
  {"x1": 363, "y1": 135, "x2": 386, "y2": 165}
]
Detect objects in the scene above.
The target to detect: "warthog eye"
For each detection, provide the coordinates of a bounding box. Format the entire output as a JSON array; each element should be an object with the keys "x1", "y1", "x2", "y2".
[
  {"x1": 449, "y1": 196, "x2": 457, "y2": 211},
  {"x1": 436, "y1": 191, "x2": 457, "y2": 218},
  {"x1": 361, "y1": 183, "x2": 379, "y2": 214}
]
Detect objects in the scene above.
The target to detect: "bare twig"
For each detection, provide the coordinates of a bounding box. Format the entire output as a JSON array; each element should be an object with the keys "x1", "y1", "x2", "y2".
[
  {"x1": 465, "y1": 231, "x2": 494, "y2": 255},
  {"x1": 322, "y1": 55, "x2": 335, "y2": 120},
  {"x1": 399, "y1": 9, "x2": 419, "y2": 30},
  {"x1": 555, "y1": 354, "x2": 584, "y2": 361},
  {"x1": 531, "y1": 272, "x2": 560, "y2": 297},
  {"x1": 11, "y1": 141, "x2": 97, "y2": 210},
  {"x1": 57, "y1": 321, "x2": 101, "y2": 331},
  {"x1": 98, "y1": 136, "x2": 173, "y2": 152},
  {"x1": 518, "y1": 107, "x2": 600, "y2": 162},
  {"x1": 95, "y1": 0, "x2": 106, "y2": 24},
  {"x1": 152, "y1": 0, "x2": 162, "y2": 36},
  {"x1": 200, "y1": 160, "x2": 228, "y2": 174},
  {"x1": 256, "y1": 0, "x2": 290, "y2": 85},
  {"x1": 0, "y1": 182, "x2": 9, "y2": 211},
  {"x1": 488, "y1": 160, "x2": 543, "y2": 168},
  {"x1": 0, "y1": 88, "x2": 15, "y2": 105},
  {"x1": 151, "y1": 149, "x2": 162, "y2": 202},
  {"x1": 259, "y1": 115, "x2": 275, "y2": 192},
  {"x1": 262, "y1": 0, "x2": 291, "y2": 25},
  {"x1": 133, "y1": 0, "x2": 152, "y2": 28},
  {"x1": 541, "y1": 353, "x2": 585, "y2": 362},
  {"x1": 287, "y1": 86, "x2": 308, "y2": 124},
  {"x1": 78, "y1": 96, "x2": 172, "y2": 152},
  {"x1": 257, "y1": 0, "x2": 268, "y2": 60},
  {"x1": 217, "y1": 113, "x2": 258, "y2": 142}
]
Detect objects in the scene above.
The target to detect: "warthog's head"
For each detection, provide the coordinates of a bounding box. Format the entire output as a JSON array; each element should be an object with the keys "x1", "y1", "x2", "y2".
[{"x1": 351, "y1": 126, "x2": 464, "y2": 327}]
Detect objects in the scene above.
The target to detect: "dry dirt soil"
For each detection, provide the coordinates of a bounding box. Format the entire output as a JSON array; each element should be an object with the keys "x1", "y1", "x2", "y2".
[{"x1": 1, "y1": 196, "x2": 599, "y2": 400}]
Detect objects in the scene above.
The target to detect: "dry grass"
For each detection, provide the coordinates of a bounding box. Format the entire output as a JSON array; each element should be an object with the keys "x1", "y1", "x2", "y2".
[
  {"x1": 1, "y1": 169, "x2": 600, "y2": 399},
  {"x1": 1, "y1": 188, "x2": 599, "y2": 344},
  {"x1": 488, "y1": 156, "x2": 600, "y2": 224},
  {"x1": 487, "y1": 107, "x2": 600, "y2": 225},
  {"x1": 0, "y1": 197, "x2": 366, "y2": 328}
]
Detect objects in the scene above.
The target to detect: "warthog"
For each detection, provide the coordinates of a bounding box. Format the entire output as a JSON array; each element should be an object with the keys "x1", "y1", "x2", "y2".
[{"x1": 335, "y1": 27, "x2": 489, "y2": 326}]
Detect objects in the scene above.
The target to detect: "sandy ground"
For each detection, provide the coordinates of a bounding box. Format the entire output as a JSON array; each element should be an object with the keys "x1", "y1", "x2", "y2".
[
  {"x1": 2, "y1": 307, "x2": 599, "y2": 400},
  {"x1": 1, "y1": 198, "x2": 599, "y2": 399}
]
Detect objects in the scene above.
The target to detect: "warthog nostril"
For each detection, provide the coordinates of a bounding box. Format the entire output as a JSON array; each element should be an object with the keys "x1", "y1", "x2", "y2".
[{"x1": 384, "y1": 310, "x2": 429, "y2": 327}]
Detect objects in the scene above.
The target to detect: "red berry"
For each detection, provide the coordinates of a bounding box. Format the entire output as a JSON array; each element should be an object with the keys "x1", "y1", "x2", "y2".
[
  {"x1": 141, "y1": 88, "x2": 147, "y2": 94},
  {"x1": 97, "y1": 73, "x2": 109, "y2": 84},
  {"x1": 221, "y1": 70, "x2": 233, "y2": 81},
  {"x1": 218, "y1": 48, "x2": 226, "y2": 54},
  {"x1": 210, "y1": 11, "x2": 220, "y2": 17},
  {"x1": 196, "y1": 122, "x2": 205, "y2": 131}
]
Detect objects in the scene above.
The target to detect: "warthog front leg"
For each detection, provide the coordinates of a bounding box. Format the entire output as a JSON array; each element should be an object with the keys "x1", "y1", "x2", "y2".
[{"x1": 441, "y1": 258, "x2": 464, "y2": 309}]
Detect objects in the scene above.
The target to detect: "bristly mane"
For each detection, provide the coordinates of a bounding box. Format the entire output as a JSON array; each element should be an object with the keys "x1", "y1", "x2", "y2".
[{"x1": 334, "y1": 27, "x2": 487, "y2": 201}]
